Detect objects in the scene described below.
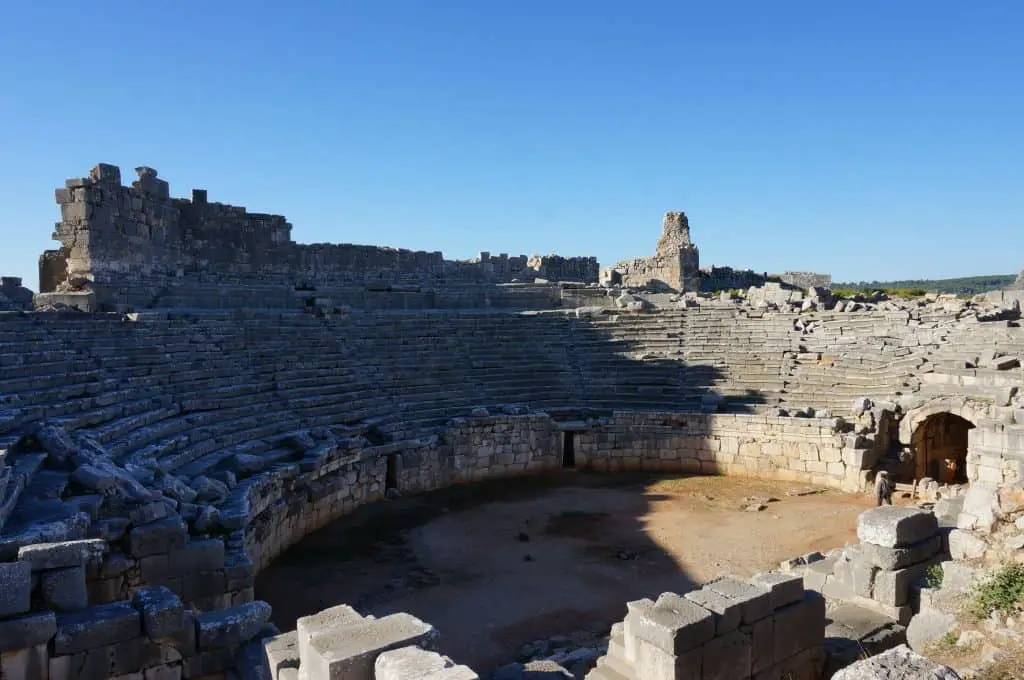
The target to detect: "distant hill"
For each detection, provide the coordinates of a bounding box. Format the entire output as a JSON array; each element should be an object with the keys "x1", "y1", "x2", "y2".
[{"x1": 831, "y1": 275, "x2": 1017, "y2": 296}]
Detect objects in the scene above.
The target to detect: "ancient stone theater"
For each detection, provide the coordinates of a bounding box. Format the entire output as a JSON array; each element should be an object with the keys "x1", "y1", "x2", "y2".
[{"x1": 0, "y1": 164, "x2": 1022, "y2": 679}]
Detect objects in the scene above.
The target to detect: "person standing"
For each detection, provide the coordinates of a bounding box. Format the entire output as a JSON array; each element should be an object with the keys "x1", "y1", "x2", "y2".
[{"x1": 875, "y1": 470, "x2": 893, "y2": 506}]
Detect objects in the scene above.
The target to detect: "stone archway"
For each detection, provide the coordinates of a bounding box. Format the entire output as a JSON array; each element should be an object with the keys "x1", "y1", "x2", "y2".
[{"x1": 910, "y1": 412, "x2": 974, "y2": 484}]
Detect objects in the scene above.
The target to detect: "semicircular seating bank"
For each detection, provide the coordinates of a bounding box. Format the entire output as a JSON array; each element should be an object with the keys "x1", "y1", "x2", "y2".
[{"x1": 0, "y1": 164, "x2": 1022, "y2": 679}]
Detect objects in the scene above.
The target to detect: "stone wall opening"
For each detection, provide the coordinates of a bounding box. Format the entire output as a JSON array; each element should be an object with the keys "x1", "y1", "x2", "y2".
[
  {"x1": 386, "y1": 454, "x2": 398, "y2": 492},
  {"x1": 911, "y1": 412, "x2": 974, "y2": 484},
  {"x1": 562, "y1": 431, "x2": 576, "y2": 468}
]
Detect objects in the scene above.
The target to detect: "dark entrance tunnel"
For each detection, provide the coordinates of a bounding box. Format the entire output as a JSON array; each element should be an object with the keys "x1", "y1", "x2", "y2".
[{"x1": 911, "y1": 412, "x2": 974, "y2": 485}]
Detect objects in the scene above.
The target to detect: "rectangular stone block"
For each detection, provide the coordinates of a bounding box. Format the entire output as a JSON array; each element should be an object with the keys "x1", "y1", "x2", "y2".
[
  {"x1": 702, "y1": 628, "x2": 751, "y2": 680},
  {"x1": 264, "y1": 630, "x2": 299, "y2": 680},
  {"x1": 706, "y1": 576, "x2": 773, "y2": 623},
  {"x1": 302, "y1": 613, "x2": 437, "y2": 680},
  {"x1": 297, "y1": 604, "x2": 365, "y2": 664},
  {"x1": 132, "y1": 586, "x2": 186, "y2": 639},
  {"x1": 856, "y1": 507, "x2": 938, "y2": 548},
  {"x1": 624, "y1": 594, "x2": 714, "y2": 655},
  {"x1": 41, "y1": 565, "x2": 89, "y2": 611},
  {"x1": 374, "y1": 646, "x2": 479, "y2": 680},
  {"x1": 754, "y1": 645, "x2": 825, "y2": 680},
  {"x1": 18, "y1": 539, "x2": 107, "y2": 570},
  {"x1": 749, "y1": 572, "x2": 805, "y2": 609},
  {"x1": 873, "y1": 560, "x2": 937, "y2": 608},
  {"x1": 128, "y1": 517, "x2": 187, "y2": 558},
  {"x1": 831, "y1": 554, "x2": 878, "y2": 599},
  {"x1": 196, "y1": 601, "x2": 272, "y2": 650},
  {"x1": 181, "y1": 569, "x2": 226, "y2": 602},
  {"x1": 182, "y1": 647, "x2": 234, "y2": 678},
  {"x1": 0, "y1": 611, "x2": 57, "y2": 653},
  {"x1": 0, "y1": 560, "x2": 31, "y2": 617},
  {"x1": 684, "y1": 588, "x2": 741, "y2": 634},
  {"x1": 631, "y1": 635, "x2": 702, "y2": 680},
  {"x1": 2, "y1": 644, "x2": 49, "y2": 680},
  {"x1": 772, "y1": 591, "x2": 825, "y2": 662},
  {"x1": 168, "y1": 539, "x2": 224, "y2": 573},
  {"x1": 54, "y1": 602, "x2": 141, "y2": 655},
  {"x1": 858, "y1": 535, "x2": 942, "y2": 571},
  {"x1": 740, "y1": 616, "x2": 774, "y2": 675}
]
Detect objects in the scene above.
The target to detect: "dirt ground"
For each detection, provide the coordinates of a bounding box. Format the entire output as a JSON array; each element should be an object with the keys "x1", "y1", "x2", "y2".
[{"x1": 256, "y1": 472, "x2": 877, "y2": 673}]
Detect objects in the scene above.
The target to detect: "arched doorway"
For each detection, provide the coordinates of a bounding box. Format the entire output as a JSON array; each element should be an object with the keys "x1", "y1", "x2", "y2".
[{"x1": 910, "y1": 413, "x2": 973, "y2": 484}]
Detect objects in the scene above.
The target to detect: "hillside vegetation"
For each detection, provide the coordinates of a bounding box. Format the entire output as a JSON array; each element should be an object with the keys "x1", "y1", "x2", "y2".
[{"x1": 831, "y1": 274, "x2": 1016, "y2": 297}]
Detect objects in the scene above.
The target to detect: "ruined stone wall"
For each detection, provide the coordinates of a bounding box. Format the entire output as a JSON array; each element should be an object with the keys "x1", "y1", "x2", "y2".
[
  {"x1": 606, "y1": 211, "x2": 701, "y2": 292},
  {"x1": 698, "y1": 266, "x2": 768, "y2": 293},
  {"x1": 576, "y1": 412, "x2": 873, "y2": 491},
  {"x1": 0, "y1": 277, "x2": 34, "y2": 311},
  {"x1": 40, "y1": 164, "x2": 598, "y2": 311}
]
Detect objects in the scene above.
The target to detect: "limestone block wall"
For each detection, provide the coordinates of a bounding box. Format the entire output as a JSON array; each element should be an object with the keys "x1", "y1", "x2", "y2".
[{"x1": 575, "y1": 412, "x2": 875, "y2": 491}]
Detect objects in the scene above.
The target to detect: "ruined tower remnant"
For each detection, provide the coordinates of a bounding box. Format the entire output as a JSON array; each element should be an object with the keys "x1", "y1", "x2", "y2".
[{"x1": 604, "y1": 211, "x2": 701, "y2": 292}]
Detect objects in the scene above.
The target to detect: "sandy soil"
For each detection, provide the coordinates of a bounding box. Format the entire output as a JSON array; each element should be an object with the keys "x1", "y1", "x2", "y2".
[{"x1": 256, "y1": 472, "x2": 877, "y2": 672}]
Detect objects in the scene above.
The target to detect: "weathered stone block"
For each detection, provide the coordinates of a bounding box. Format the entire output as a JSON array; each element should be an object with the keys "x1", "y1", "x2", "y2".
[
  {"x1": 18, "y1": 538, "x2": 107, "y2": 570},
  {"x1": 168, "y1": 539, "x2": 224, "y2": 573},
  {"x1": 831, "y1": 554, "x2": 878, "y2": 599},
  {"x1": 741, "y1": 616, "x2": 774, "y2": 675},
  {"x1": 772, "y1": 591, "x2": 825, "y2": 662},
  {"x1": 857, "y1": 507, "x2": 938, "y2": 548},
  {"x1": 132, "y1": 586, "x2": 186, "y2": 639},
  {"x1": 858, "y1": 535, "x2": 942, "y2": 570},
  {"x1": 749, "y1": 572, "x2": 805, "y2": 609},
  {"x1": 296, "y1": 603, "x2": 365, "y2": 664},
  {"x1": 948, "y1": 529, "x2": 987, "y2": 560},
  {"x1": 630, "y1": 635, "x2": 702, "y2": 680},
  {"x1": 1, "y1": 644, "x2": 49, "y2": 680},
  {"x1": 128, "y1": 516, "x2": 187, "y2": 558},
  {"x1": 757, "y1": 645, "x2": 825, "y2": 680},
  {"x1": 873, "y1": 560, "x2": 937, "y2": 608},
  {"x1": 196, "y1": 600, "x2": 272, "y2": 650},
  {"x1": 0, "y1": 560, "x2": 31, "y2": 617},
  {"x1": 263, "y1": 630, "x2": 299, "y2": 680},
  {"x1": 374, "y1": 646, "x2": 479, "y2": 680},
  {"x1": 702, "y1": 628, "x2": 751, "y2": 680},
  {"x1": 54, "y1": 601, "x2": 141, "y2": 655},
  {"x1": 684, "y1": 587, "x2": 741, "y2": 634},
  {"x1": 624, "y1": 594, "x2": 714, "y2": 655},
  {"x1": 41, "y1": 565, "x2": 89, "y2": 611},
  {"x1": 302, "y1": 613, "x2": 438, "y2": 680},
  {"x1": 706, "y1": 576, "x2": 773, "y2": 623},
  {"x1": 130, "y1": 501, "x2": 168, "y2": 526},
  {"x1": 0, "y1": 611, "x2": 57, "y2": 653}
]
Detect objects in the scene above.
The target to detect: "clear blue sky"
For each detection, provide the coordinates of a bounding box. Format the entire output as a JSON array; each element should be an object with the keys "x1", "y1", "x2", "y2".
[{"x1": 2, "y1": 1, "x2": 1022, "y2": 290}]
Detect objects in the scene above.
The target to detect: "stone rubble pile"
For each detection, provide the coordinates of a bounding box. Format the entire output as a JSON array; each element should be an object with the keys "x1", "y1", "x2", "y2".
[{"x1": 832, "y1": 644, "x2": 960, "y2": 680}]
